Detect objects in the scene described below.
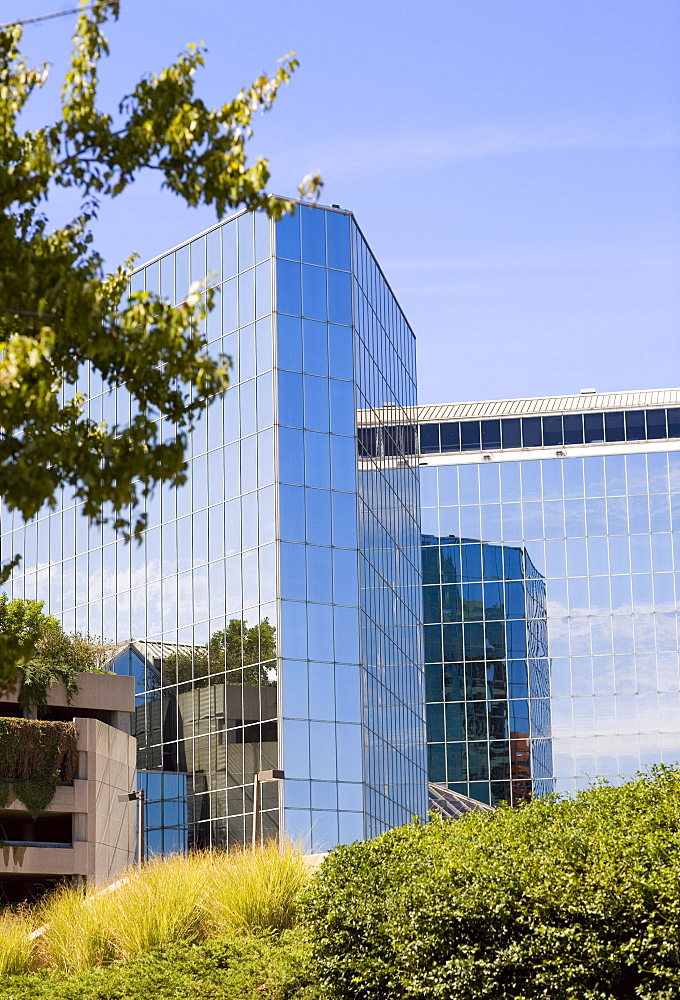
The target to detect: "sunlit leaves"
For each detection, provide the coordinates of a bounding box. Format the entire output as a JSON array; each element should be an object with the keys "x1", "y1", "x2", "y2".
[{"x1": 0, "y1": 0, "x2": 321, "y2": 686}]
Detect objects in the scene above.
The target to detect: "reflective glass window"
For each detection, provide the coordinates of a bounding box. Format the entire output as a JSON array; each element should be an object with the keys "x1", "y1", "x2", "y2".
[
  {"x1": 460, "y1": 421, "x2": 481, "y2": 452},
  {"x1": 563, "y1": 413, "x2": 584, "y2": 445},
  {"x1": 481, "y1": 420, "x2": 501, "y2": 450},
  {"x1": 328, "y1": 324, "x2": 354, "y2": 381},
  {"x1": 276, "y1": 260, "x2": 301, "y2": 315},
  {"x1": 420, "y1": 424, "x2": 440, "y2": 454},
  {"x1": 238, "y1": 212, "x2": 254, "y2": 271},
  {"x1": 302, "y1": 265, "x2": 327, "y2": 321},
  {"x1": 222, "y1": 221, "x2": 237, "y2": 277},
  {"x1": 277, "y1": 315, "x2": 302, "y2": 372},
  {"x1": 326, "y1": 211, "x2": 351, "y2": 270},
  {"x1": 328, "y1": 270, "x2": 352, "y2": 325},
  {"x1": 501, "y1": 419, "x2": 521, "y2": 449},
  {"x1": 440, "y1": 422, "x2": 460, "y2": 452},
  {"x1": 301, "y1": 206, "x2": 326, "y2": 266},
  {"x1": 668, "y1": 408, "x2": 680, "y2": 437},
  {"x1": 276, "y1": 213, "x2": 300, "y2": 261},
  {"x1": 646, "y1": 409, "x2": 666, "y2": 440},
  {"x1": 625, "y1": 410, "x2": 645, "y2": 441},
  {"x1": 521, "y1": 417, "x2": 542, "y2": 448},
  {"x1": 542, "y1": 415, "x2": 563, "y2": 447},
  {"x1": 584, "y1": 413, "x2": 604, "y2": 443},
  {"x1": 604, "y1": 411, "x2": 625, "y2": 442}
]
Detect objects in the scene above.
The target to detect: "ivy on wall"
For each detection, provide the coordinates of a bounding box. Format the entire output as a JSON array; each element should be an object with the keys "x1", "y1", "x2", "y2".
[{"x1": 0, "y1": 718, "x2": 79, "y2": 816}]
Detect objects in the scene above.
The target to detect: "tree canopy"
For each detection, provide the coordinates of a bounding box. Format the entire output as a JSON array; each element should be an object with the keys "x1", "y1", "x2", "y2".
[
  {"x1": 0, "y1": 595, "x2": 113, "y2": 702},
  {"x1": 0, "y1": 0, "x2": 319, "y2": 683}
]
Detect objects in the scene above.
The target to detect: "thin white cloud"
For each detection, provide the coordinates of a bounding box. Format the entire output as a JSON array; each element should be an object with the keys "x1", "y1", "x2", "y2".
[{"x1": 277, "y1": 119, "x2": 680, "y2": 176}]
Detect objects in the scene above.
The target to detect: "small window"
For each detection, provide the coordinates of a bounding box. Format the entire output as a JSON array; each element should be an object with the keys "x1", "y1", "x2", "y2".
[
  {"x1": 542, "y1": 415, "x2": 563, "y2": 447},
  {"x1": 583, "y1": 413, "x2": 604, "y2": 443},
  {"x1": 604, "y1": 411, "x2": 625, "y2": 442},
  {"x1": 481, "y1": 420, "x2": 501, "y2": 450},
  {"x1": 667, "y1": 408, "x2": 680, "y2": 438},
  {"x1": 420, "y1": 424, "x2": 440, "y2": 454},
  {"x1": 440, "y1": 422, "x2": 460, "y2": 452},
  {"x1": 460, "y1": 421, "x2": 481, "y2": 452},
  {"x1": 625, "y1": 410, "x2": 645, "y2": 441},
  {"x1": 563, "y1": 414, "x2": 584, "y2": 445},
  {"x1": 645, "y1": 409, "x2": 666, "y2": 440},
  {"x1": 501, "y1": 419, "x2": 521, "y2": 449},
  {"x1": 521, "y1": 417, "x2": 542, "y2": 448}
]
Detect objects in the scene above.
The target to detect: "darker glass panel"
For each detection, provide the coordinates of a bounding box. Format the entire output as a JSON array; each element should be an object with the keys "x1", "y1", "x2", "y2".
[
  {"x1": 563, "y1": 413, "x2": 584, "y2": 445},
  {"x1": 440, "y1": 545, "x2": 462, "y2": 584},
  {"x1": 502, "y1": 546, "x2": 523, "y2": 580},
  {"x1": 482, "y1": 546, "x2": 503, "y2": 581},
  {"x1": 424, "y1": 625, "x2": 443, "y2": 663},
  {"x1": 625, "y1": 410, "x2": 645, "y2": 441},
  {"x1": 425, "y1": 663, "x2": 443, "y2": 702},
  {"x1": 467, "y1": 741, "x2": 489, "y2": 780},
  {"x1": 461, "y1": 544, "x2": 482, "y2": 582},
  {"x1": 427, "y1": 744, "x2": 445, "y2": 783},
  {"x1": 420, "y1": 424, "x2": 440, "y2": 454},
  {"x1": 443, "y1": 662, "x2": 465, "y2": 701},
  {"x1": 508, "y1": 659, "x2": 529, "y2": 698},
  {"x1": 489, "y1": 741, "x2": 510, "y2": 780},
  {"x1": 442, "y1": 623, "x2": 463, "y2": 662},
  {"x1": 460, "y1": 421, "x2": 481, "y2": 452},
  {"x1": 421, "y1": 546, "x2": 441, "y2": 585},
  {"x1": 584, "y1": 412, "x2": 604, "y2": 443},
  {"x1": 646, "y1": 409, "x2": 666, "y2": 440},
  {"x1": 542, "y1": 415, "x2": 563, "y2": 447},
  {"x1": 481, "y1": 420, "x2": 501, "y2": 450},
  {"x1": 668, "y1": 408, "x2": 680, "y2": 438},
  {"x1": 501, "y1": 418, "x2": 521, "y2": 449},
  {"x1": 426, "y1": 702, "x2": 444, "y2": 743},
  {"x1": 521, "y1": 417, "x2": 542, "y2": 448},
  {"x1": 506, "y1": 620, "x2": 527, "y2": 659},
  {"x1": 604, "y1": 411, "x2": 625, "y2": 442},
  {"x1": 440, "y1": 422, "x2": 460, "y2": 452},
  {"x1": 446, "y1": 702, "x2": 467, "y2": 741}
]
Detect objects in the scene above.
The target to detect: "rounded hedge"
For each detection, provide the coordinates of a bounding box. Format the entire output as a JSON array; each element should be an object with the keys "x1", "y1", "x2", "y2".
[{"x1": 301, "y1": 766, "x2": 680, "y2": 1000}]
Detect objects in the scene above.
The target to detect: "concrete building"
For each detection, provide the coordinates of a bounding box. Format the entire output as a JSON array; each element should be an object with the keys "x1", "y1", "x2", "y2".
[{"x1": 0, "y1": 672, "x2": 136, "y2": 902}]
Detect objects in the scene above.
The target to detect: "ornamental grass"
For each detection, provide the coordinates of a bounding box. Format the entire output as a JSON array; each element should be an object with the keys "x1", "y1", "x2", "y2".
[
  {"x1": 0, "y1": 910, "x2": 33, "y2": 977},
  {"x1": 3, "y1": 842, "x2": 310, "y2": 975}
]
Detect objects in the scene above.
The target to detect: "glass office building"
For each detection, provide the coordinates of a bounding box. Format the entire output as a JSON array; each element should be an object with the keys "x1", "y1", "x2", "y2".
[
  {"x1": 3, "y1": 193, "x2": 680, "y2": 847},
  {"x1": 0, "y1": 203, "x2": 427, "y2": 853},
  {"x1": 414, "y1": 391, "x2": 680, "y2": 803}
]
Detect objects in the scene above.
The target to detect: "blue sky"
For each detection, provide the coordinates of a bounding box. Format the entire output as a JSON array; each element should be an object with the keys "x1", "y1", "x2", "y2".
[{"x1": 7, "y1": 0, "x2": 680, "y2": 403}]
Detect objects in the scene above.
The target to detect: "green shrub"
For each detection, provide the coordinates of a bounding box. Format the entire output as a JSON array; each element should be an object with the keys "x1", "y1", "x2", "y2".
[
  {"x1": 1, "y1": 929, "x2": 320, "y2": 1000},
  {"x1": 301, "y1": 766, "x2": 680, "y2": 1000}
]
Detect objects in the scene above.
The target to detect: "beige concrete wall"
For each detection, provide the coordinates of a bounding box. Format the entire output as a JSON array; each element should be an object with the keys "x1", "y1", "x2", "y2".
[
  {"x1": 76, "y1": 717, "x2": 136, "y2": 884},
  {"x1": 1, "y1": 716, "x2": 136, "y2": 886},
  {"x1": 3, "y1": 671, "x2": 134, "y2": 725}
]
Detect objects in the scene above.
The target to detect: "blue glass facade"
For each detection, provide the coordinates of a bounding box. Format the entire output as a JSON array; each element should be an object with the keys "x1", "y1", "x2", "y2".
[
  {"x1": 3, "y1": 196, "x2": 679, "y2": 845},
  {"x1": 0, "y1": 204, "x2": 425, "y2": 853},
  {"x1": 420, "y1": 438, "x2": 680, "y2": 803}
]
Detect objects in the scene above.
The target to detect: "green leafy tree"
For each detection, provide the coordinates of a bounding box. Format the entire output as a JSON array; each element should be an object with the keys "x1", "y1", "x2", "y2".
[
  {"x1": 0, "y1": 594, "x2": 115, "y2": 702},
  {"x1": 0, "y1": 0, "x2": 320, "y2": 686},
  {"x1": 161, "y1": 618, "x2": 276, "y2": 686}
]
